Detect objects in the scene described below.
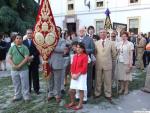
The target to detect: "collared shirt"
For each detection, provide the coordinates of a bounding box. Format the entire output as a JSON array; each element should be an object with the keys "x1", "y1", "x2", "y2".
[
  {"x1": 100, "y1": 38, "x2": 106, "y2": 47},
  {"x1": 79, "y1": 37, "x2": 84, "y2": 42},
  {"x1": 89, "y1": 34, "x2": 93, "y2": 38},
  {"x1": 8, "y1": 44, "x2": 29, "y2": 71},
  {"x1": 117, "y1": 41, "x2": 134, "y2": 64},
  {"x1": 28, "y1": 39, "x2": 32, "y2": 46}
]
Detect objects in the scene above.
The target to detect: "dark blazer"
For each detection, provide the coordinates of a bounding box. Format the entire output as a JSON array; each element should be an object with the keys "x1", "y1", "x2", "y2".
[
  {"x1": 130, "y1": 36, "x2": 136, "y2": 45},
  {"x1": 23, "y1": 39, "x2": 40, "y2": 65},
  {"x1": 73, "y1": 35, "x2": 95, "y2": 55},
  {"x1": 92, "y1": 35, "x2": 99, "y2": 41}
]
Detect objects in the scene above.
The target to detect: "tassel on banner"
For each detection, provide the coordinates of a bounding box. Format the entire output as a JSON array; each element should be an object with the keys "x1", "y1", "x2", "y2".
[{"x1": 33, "y1": 0, "x2": 59, "y2": 79}]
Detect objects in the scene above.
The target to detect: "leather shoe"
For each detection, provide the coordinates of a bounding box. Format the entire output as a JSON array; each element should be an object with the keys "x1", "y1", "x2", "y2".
[
  {"x1": 94, "y1": 95, "x2": 100, "y2": 99},
  {"x1": 35, "y1": 91, "x2": 41, "y2": 95},
  {"x1": 83, "y1": 101, "x2": 87, "y2": 104},
  {"x1": 105, "y1": 96, "x2": 113, "y2": 103}
]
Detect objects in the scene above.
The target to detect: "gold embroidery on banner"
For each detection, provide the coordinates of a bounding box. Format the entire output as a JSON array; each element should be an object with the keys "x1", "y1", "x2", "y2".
[{"x1": 33, "y1": 0, "x2": 59, "y2": 61}]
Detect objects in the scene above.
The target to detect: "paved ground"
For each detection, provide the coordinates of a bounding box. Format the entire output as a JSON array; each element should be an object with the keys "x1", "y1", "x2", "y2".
[
  {"x1": 0, "y1": 63, "x2": 150, "y2": 113},
  {"x1": 79, "y1": 90, "x2": 150, "y2": 113}
]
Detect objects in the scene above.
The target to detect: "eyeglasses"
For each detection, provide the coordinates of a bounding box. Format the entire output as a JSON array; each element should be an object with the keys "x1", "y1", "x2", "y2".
[
  {"x1": 111, "y1": 36, "x2": 116, "y2": 37},
  {"x1": 27, "y1": 33, "x2": 32, "y2": 34},
  {"x1": 16, "y1": 38, "x2": 22, "y2": 40}
]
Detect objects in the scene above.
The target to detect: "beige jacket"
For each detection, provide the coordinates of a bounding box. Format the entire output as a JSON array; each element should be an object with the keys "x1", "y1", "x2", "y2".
[
  {"x1": 137, "y1": 37, "x2": 146, "y2": 53},
  {"x1": 95, "y1": 39, "x2": 117, "y2": 70}
]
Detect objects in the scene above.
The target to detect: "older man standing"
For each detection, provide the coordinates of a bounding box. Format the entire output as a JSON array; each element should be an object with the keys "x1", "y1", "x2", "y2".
[
  {"x1": 48, "y1": 26, "x2": 66, "y2": 103},
  {"x1": 94, "y1": 29, "x2": 116, "y2": 102},
  {"x1": 74, "y1": 26, "x2": 95, "y2": 102}
]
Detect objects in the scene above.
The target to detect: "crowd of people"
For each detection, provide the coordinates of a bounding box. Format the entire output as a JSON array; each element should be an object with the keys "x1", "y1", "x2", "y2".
[{"x1": 0, "y1": 26, "x2": 150, "y2": 110}]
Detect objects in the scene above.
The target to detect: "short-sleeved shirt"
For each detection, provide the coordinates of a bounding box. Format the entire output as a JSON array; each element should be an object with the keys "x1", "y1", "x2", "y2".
[
  {"x1": 117, "y1": 41, "x2": 134, "y2": 64},
  {"x1": 8, "y1": 44, "x2": 29, "y2": 71}
]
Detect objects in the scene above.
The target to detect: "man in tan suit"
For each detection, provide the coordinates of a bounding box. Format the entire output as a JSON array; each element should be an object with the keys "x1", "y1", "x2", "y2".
[
  {"x1": 136, "y1": 34, "x2": 146, "y2": 70},
  {"x1": 94, "y1": 29, "x2": 116, "y2": 102}
]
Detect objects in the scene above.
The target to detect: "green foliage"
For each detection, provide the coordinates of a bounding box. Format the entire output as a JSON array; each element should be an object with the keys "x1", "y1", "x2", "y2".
[{"x1": 0, "y1": 0, "x2": 39, "y2": 34}]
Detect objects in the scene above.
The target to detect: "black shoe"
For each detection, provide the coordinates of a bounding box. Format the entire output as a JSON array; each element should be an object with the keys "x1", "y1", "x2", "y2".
[
  {"x1": 105, "y1": 96, "x2": 113, "y2": 104},
  {"x1": 35, "y1": 91, "x2": 41, "y2": 95},
  {"x1": 12, "y1": 98, "x2": 22, "y2": 102},
  {"x1": 87, "y1": 93, "x2": 91, "y2": 98},
  {"x1": 93, "y1": 95, "x2": 101, "y2": 99},
  {"x1": 61, "y1": 90, "x2": 66, "y2": 95},
  {"x1": 83, "y1": 101, "x2": 87, "y2": 104}
]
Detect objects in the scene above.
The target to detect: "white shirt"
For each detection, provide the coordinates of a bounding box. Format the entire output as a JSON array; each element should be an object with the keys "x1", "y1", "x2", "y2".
[
  {"x1": 117, "y1": 41, "x2": 134, "y2": 64},
  {"x1": 11, "y1": 42, "x2": 15, "y2": 47},
  {"x1": 79, "y1": 37, "x2": 84, "y2": 42},
  {"x1": 4, "y1": 37, "x2": 11, "y2": 43}
]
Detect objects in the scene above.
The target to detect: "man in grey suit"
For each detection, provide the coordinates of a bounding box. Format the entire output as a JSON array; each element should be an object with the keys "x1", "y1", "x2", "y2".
[
  {"x1": 75, "y1": 26, "x2": 95, "y2": 101},
  {"x1": 48, "y1": 27, "x2": 66, "y2": 103}
]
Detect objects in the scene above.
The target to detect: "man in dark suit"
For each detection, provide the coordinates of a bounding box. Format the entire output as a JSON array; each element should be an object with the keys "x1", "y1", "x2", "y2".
[
  {"x1": 23, "y1": 29, "x2": 40, "y2": 95},
  {"x1": 129, "y1": 32, "x2": 137, "y2": 66}
]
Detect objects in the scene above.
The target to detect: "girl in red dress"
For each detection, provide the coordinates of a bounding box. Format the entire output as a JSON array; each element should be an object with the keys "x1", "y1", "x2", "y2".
[{"x1": 65, "y1": 42, "x2": 88, "y2": 110}]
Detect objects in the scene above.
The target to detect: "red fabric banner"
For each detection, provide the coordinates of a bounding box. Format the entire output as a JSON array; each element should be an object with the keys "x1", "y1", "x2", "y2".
[{"x1": 33, "y1": 0, "x2": 59, "y2": 79}]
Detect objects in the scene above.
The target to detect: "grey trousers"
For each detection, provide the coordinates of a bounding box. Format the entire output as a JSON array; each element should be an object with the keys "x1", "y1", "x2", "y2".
[
  {"x1": 61, "y1": 68, "x2": 66, "y2": 90},
  {"x1": 48, "y1": 69, "x2": 62, "y2": 97},
  {"x1": 61, "y1": 57, "x2": 70, "y2": 90},
  {"x1": 11, "y1": 70, "x2": 30, "y2": 100}
]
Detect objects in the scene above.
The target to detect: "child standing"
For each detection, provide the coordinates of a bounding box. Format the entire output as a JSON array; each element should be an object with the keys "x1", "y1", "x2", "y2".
[{"x1": 65, "y1": 42, "x2": 88, "y2": 110}]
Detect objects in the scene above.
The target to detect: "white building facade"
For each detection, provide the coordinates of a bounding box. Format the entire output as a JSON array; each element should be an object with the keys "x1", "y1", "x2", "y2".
[{"x1": 49, "y1": 0, "x2": 150, "y2": 34}]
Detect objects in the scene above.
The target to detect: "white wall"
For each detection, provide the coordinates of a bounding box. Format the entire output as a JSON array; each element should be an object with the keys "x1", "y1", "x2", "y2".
[{"x1": 49, "y1": 0, "x2": 150, "y2": 33}]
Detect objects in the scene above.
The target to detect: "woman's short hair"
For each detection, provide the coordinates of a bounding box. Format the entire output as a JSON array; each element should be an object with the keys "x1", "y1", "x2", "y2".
[
  {"x1": 87, "y1": 26, "x2": 95, "y2": 33},
  {"x1": 121, "y1": 31, "x2": 129, "y2": 37}
]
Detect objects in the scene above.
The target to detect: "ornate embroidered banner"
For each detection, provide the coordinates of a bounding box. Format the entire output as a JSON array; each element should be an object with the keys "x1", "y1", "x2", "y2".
[{"x1": 33, "y1": 0, "x2": 59, "y2": 79}]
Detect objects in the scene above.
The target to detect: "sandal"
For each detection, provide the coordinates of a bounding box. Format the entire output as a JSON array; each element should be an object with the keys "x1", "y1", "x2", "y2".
[
  {"x1": 72, "y1": 105, "x2": 83, "y2": 110},
  {"x1": 65, "y1": 103, "x2": 77, "y2": 109}
]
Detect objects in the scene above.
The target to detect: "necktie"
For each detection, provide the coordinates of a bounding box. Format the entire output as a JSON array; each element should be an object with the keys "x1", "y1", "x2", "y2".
[{"x1": 102, "y1": 40, "x2": 105, "y2": 48}]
